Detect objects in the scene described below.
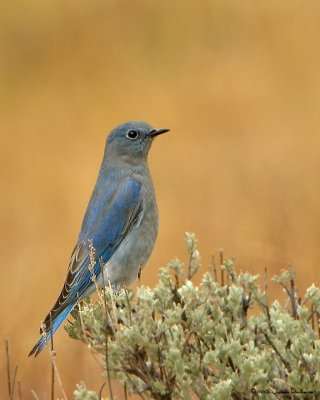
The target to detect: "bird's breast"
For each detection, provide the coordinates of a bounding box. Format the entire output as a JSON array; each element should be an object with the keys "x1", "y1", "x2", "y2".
[{"x1": 100, "y1": 178, "x2": 159, "y2": 291}]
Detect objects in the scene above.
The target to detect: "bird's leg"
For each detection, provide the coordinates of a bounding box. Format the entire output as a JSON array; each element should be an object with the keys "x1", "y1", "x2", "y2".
[{"x1": 138, "y1": 267, "x2": 142, "y2": 285}]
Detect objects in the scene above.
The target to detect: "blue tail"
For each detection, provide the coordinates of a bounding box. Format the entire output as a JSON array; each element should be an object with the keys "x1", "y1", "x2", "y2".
[{"x1": 29, "y1": 303, "x2": 75, "y2": 357}]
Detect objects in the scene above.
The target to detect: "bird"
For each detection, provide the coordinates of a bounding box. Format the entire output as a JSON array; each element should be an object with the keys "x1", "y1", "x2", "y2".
[{"x1": 29, "y1": 121, "x2": 169, "y2": 357}]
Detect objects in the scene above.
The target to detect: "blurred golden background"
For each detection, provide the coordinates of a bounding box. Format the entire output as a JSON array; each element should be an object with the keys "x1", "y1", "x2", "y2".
[{"x1": 1, "y1": 0, "x2": 320, "y2": 397}]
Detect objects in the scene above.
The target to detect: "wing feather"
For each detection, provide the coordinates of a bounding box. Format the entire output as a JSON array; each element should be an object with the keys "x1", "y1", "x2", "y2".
[{"x1": 42, "y1": 179, "x2": 142, "y2": 331}]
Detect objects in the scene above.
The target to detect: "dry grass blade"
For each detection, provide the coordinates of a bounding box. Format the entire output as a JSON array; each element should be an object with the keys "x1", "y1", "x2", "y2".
[
  {"x1": 5, "y1": 339, "x2": 19, "y2": 400},
  {"x1": 100, "y1": 261, "x2": 114, "y2": 400},
  {"x1": 31, "y1": 390, "x2": 40, "y2": 400},
  {"x1": 11, "y1": 365, "x2": 18, "y2": 400},
  {"x1": 47, "y1": 347, "x2": 68, "y2": 400},
  {"x1": 124, "y1": 382, "x2": 128, "y2": 400},
  {"x1": 17, "y1": 380, "x2": 22, "y2": 400},
  {"x1": 5, "y1": 339, "x2": 12, "y2": 398},
  {"x1": 50, "y1": 312, "x2": 55, "y2": 400}
]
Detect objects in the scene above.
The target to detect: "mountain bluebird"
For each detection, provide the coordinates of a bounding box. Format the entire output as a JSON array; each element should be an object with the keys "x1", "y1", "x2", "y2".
[{"x1": 29, "y1": 121, "x2": 169, "y2": 356}]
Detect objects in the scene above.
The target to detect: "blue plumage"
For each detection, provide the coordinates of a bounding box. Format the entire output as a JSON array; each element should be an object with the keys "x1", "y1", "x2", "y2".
[{"x1": 29, "y1": 121, "x2": 169, "y2": 356}]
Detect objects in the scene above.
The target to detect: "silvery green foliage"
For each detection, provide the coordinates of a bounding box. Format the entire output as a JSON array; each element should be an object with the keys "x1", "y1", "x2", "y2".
[
  {"x1": 74, "y1": 382, "x2": 100, "y2": 400},
  {"x1": 67, "y1": 233, "x2": 320, "y2": 400}
]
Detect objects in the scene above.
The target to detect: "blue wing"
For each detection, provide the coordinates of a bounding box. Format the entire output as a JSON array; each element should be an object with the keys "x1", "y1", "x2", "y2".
[{"x1": 29, "y1": 179, "x2": 142, "y2": 356}]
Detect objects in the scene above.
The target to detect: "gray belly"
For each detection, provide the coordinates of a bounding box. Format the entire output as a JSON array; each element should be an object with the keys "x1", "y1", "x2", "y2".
[{"x1": 97, "y1": 200, "x2": 158, "y2": 292}]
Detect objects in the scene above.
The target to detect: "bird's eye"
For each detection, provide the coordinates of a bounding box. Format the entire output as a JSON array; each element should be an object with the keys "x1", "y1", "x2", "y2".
[{"x1": 126, "y1": 130, "x2": 139, "y2": 140}]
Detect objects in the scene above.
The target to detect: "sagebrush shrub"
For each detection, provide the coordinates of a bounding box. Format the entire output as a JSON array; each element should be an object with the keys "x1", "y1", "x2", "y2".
[{"x1": 68, "y1": 234, "x2": 320, "y2": 400}]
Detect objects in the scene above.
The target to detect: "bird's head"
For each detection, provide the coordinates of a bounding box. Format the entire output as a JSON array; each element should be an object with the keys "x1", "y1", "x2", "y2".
[{"x1": 106, "y1": 121, "x2": 169, "y2": 162}]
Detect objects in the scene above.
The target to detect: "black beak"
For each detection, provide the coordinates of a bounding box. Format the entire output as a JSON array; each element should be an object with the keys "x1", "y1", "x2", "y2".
[{"x1": 149, "y1": 128, "x2": 170, "y2": 138}]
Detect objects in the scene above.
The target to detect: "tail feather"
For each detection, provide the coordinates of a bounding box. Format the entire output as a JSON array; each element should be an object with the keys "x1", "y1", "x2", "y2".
[{"x1": 29, "y1": 304, "x2": 75, "y2": 357}]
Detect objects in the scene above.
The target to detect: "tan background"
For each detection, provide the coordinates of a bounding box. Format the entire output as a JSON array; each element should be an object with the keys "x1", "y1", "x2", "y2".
[{"x1": 1, "y1": 0, "x2": 320, "y2": 398}]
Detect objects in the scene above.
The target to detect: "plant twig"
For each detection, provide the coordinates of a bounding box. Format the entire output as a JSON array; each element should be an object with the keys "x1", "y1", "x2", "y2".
[
  {"x1": 219, "y1": 249, "x2": 224, "y2": 286},
  {"x1": 316, "y1": 309, "x2": 320, "y2": 339},
  {"x1": 76, "y1": 298, "x2": 90, "y2": 345},
  {"x1": 310, "y1": 303, "x2": 315, "y2": 332},
  {"x1": 264, "y1": 267, "x2": 273, "y2": 333},
  {"x1": 181, "y1": 331, "x2": 193, "y2": 357},
  {"x1": 104, "y1": 339, "x2": 114, "y2": 400},
  {"x1": 211, "y1": 255, "x2": 217, "y2": 282},
  {"x1": 262, "y1": 330, "x2": 291, "y2": 373},
  {"x1": 48, "y1": 350, "x2": 68, "y2": 400},
  {"x1": 107, "y1": 276, "x2": 118, "y2": 326},
  {"x1": 99, "y1": 382, "x2": 106, "y2": 400},
  {"x1": 289, "y1": 267, "x2": 298, "y2": 319},
  {"x1": 125, "y1": 289, "x2": 132, "y2": 326},
  {"x1": 5, "y1": 339, "x2": 12, "y2": 398}
]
